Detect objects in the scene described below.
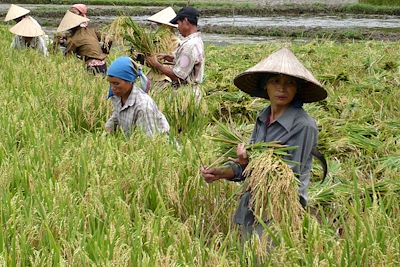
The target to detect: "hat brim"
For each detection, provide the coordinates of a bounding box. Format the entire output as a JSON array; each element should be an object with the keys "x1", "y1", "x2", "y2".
[
  {"x1": 148, "y1": 18, "x2": 177, "y2": 28},
  {"x1": 57, "y1": 10, "x2": 90, "y2": 32},
  {"x1": 9, "y1": 16, "x2": 45, "y2": 37},
  {"x1": 147, "y1": 7, "x2": 178, "y2": 28},
  {"x1": 170, "y1": 15, "x2": 180, "y2": 25},
  {"x1": 234, "y1": 71, "x2": 327, "y2": 103},
  {"x1": 4, "y1": 4, "x2": 30, "y2": 22}
]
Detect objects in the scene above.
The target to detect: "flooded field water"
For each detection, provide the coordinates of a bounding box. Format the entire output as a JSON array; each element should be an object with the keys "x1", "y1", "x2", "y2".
[{"x1": 1, "y1": 4, "x2": 399, "y2": 44}]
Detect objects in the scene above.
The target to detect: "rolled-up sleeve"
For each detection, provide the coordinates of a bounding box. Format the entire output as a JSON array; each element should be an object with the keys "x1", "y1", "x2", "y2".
[{"x1": 224, "y1": 161, "x2": 245, "y2": 182}]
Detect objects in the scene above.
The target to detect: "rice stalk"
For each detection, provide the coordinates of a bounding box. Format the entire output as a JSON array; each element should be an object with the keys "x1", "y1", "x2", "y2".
[
  {"x1": 106, "y1": 16, "x2": 135, "y2": 47},
  {"x1": 153, "y1": 25, "x2": 180, "y2": 55},
  {"x1": 208, "y1": 121, "x2": 295, "y2": 164},
  {"x1": 244, "y1": 149, "x2": 304, "y2": 228}
]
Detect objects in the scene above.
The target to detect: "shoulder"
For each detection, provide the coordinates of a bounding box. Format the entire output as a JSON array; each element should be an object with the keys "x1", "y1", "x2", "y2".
[
  {"x1": 130, "y1": 88, "x2": 156, "y2": 109},
  {"x1": 290, "y1": 108, "x2": 318, "y2": 136},
  {"x1": 295, "y1": 109, "x2": 317, "y2": 129},
  {"x1": 180, "y1": 33, "x2": 204, "y2": 50}
]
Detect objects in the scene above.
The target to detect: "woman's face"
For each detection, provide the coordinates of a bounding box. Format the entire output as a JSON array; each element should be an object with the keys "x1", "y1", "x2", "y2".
[
  {"x1": 265, "y1": 74, "x2": 298, "y2": 107},
  {"x1": 107, "y1": 77, "x2": 133, "y2": 97}
]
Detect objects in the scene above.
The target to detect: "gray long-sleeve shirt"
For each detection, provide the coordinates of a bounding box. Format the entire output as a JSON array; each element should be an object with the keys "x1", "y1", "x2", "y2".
[{"x1": 227, "y1": 105, "x2": 318, "y2": 225}]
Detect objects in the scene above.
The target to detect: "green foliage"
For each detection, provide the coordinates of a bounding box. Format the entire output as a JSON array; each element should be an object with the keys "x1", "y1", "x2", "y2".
[
  {"x1": 359, "y1": 0, "x2": 400, "y2": 6},
  {"x1": 0, "y1": 24, "x2": 400, "y2": 265}
]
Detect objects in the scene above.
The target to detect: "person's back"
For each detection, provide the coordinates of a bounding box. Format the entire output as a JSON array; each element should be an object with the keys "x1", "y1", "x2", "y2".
[
  {"x1": 9, "y1": 15, "x2": 48, "y2": 56},
  {"x1": 66, "y1": 27, "x2": 106, "y2": 61}
]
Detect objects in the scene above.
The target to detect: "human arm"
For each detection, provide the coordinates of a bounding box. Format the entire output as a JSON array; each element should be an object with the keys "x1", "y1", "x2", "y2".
[
  {"x1": 160, "y1": 54, "x2": 174, "y2": 63},
  {"x1": 64, "y1": 38, "x2": 77, "y2": 56},
  {"x1": 201, "y1": 143, "x2": 249, "y2": 183},
  {"x1": 146, "y1": 55, "x2": 180, "y2": 82},
  {"x1": 200, "y1": 166, "x2": 235, "y2": 183},
  {"x1": 37, "y1": 36, "x2": 49, "y2": 57},
  {"x1": 105, "y1": 103, "x2": 119, "y2": 133}
]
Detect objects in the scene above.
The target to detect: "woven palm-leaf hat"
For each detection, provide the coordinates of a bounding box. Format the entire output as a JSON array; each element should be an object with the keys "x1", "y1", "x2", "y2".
[
  {"x1": 9, "y1": 16, "x2": 45, "y2": 37},
  {"x1": 234, "y1": 48, "x2": 327, "y2": 103},
  {"x1": 57, "y1": 10, "x2": 90, "y2": 32},
  {"x1": 147, "y1": 7, "x2": 178, "y2": 28},
  {"x1": 4, "y1": 4, "x2": 30, "y2": 22}
]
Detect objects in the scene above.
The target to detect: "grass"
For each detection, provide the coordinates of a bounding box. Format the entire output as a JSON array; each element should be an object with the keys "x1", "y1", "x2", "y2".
[
  {"x1": 1, "y1": 24, "x2": 400, "y2": 265},
  {"x1": 360, "y1": 0, "x2": 400, "y2": 6}
]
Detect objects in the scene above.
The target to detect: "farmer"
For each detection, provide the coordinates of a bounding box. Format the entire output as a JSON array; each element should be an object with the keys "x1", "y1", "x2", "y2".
[
  {"x1": 70, "y1": 4, "x2": 89, "y2": 20},
  {"x1": 57, "y1": 10, "x2": 108, "y2": 75},
  {"x1": 9, "y1": 16, "x2": 49, "y2": 56},
  {"x1": 4, "y1": 4, "x2": 30, "y2": 23},
  {"x1": 146, "y1": 6, "x2": 204, "y2": 100},
  {"x1": 5, "y1": 4, "x2": 48, "y2": 56},
  {"x1": 145, "y1": 7, "x2": 181, "y2": 90},
  {"x1": 105, "y1": 56, "x2": 170, "y2": 137},
  {"x1": 200, "y1": 48, "x2": 328, "y2": 238}
]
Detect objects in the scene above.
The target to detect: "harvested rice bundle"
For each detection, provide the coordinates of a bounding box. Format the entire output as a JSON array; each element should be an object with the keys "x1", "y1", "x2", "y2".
[
  {"x1": 121, "y1": 17, "x2": 156, "y2": 56},
  {"x1": 244, "y1": 149, "x2": 304, "y2": 227},
  {"x1": 153, "y1": 25, "x2": 179, "y2": 55},
  {"x1": 106, "y1": 16, "x2": 134, "y2": 47},
  {"x1": 208, "y1": 121, "x2": 294, "y2": 165}
]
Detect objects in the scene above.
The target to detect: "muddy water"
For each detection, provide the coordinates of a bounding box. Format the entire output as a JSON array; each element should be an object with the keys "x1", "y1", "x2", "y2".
[
  {"x1": 2, "y1": 4, "x2": 400, "y2": 44},
  {"x1": 84, "y1": 14, "x2": 400, "y2": 30}
]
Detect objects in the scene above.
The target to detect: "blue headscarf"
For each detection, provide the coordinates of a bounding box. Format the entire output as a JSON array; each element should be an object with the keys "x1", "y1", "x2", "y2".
[{"x1": 107, "y1": 56, "x2": 150, "y2": 98}]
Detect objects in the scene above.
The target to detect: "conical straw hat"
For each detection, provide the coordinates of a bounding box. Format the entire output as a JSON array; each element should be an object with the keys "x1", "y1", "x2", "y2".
[
  {"x1": 147, "y1": 7, "x2": 177, "y2": 28},
  {"x1": 57, "y1": 10, "x2": 90, "y2": 32},
  {"x1": 9, "y1": 16, "x2": 45, "y2": 37},
  {"x1": 234, "y1": 48, "x2": 327, "y2": 103},
  {"x1": 4, "y1": 4, "x2": 30, "y2": 22}
]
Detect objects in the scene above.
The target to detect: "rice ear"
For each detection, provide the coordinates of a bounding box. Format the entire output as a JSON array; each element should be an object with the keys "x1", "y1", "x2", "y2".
[{"x1": 244, "y1": 149, "x2": 304, "y2": 228}]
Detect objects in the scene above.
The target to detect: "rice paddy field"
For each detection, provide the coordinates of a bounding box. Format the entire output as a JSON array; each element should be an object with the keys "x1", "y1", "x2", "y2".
[{"x1": 0, "y1": 22, "x2": 400, "y2": 266}]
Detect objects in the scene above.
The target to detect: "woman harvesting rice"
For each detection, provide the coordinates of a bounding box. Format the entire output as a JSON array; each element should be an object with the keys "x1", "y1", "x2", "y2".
[
  {"x1": 105, "y1": 56, "x2": 170, "y2": 137},
  {"x1": 57, "y1": 10, "x2": 108, "y2": 75},
  {"x1": 5, "y1": 4, "x2": 48, "y2": 56},
  {"x1": 201, "y1": 48, "x2": 327, "y2": 237}
]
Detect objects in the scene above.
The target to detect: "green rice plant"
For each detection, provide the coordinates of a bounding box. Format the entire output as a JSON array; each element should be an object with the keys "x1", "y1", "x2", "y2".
[
  {"x1": 2, "y1": 22, "x2": 400, "y2": 266},
  {"x1": 152, "y1": 86, "x2": 209, "y2": 137}
]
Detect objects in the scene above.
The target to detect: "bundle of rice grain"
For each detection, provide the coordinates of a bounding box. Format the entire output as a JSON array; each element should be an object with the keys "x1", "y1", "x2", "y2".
[
  {"x1": 153, "y1": 25, "x2": 179, "y2": 55},
  {"x1": 106, "y1": 16, "x2": 134, "y2": 47},
  {"x1": 207, "y1": 121, "x2": 295, "y2": 166},
  {"x1": 244, "y1": 149, "x2": 304, "y2": 227},
  {"x1": 122, "y1": 17, "x2": 156, "y2": 56}
]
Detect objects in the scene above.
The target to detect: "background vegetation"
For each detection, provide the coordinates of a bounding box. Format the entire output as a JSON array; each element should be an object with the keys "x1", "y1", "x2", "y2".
[
  {"x1": 0, "y1": 22, "x2": 399, "y2": 266},
  {"x1": 360, "y1": 0, "x2": 400, "y2": 6}
]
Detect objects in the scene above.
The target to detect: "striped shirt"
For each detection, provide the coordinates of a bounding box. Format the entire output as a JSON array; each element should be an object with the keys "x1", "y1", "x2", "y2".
[{"x1": 105, "y1": 87, "x2": 170, "y2": 137}]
